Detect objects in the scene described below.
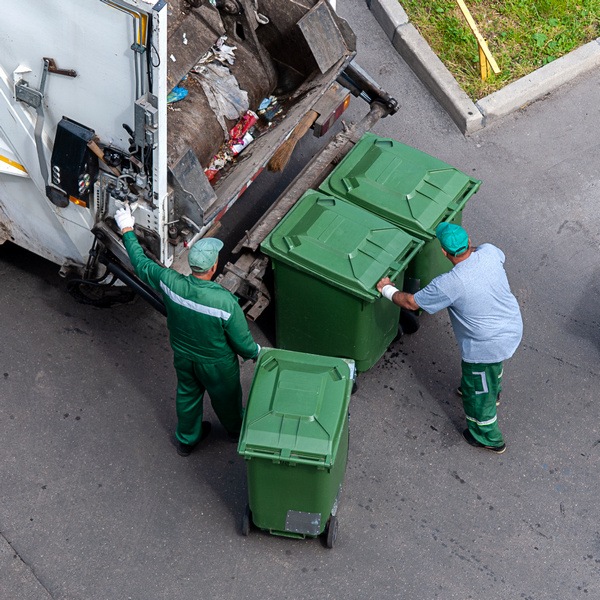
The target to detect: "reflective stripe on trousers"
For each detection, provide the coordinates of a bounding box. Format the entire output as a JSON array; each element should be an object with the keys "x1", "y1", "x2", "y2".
[{"x1": 461, "y1": 360, "x2": 504, "y2": 447}]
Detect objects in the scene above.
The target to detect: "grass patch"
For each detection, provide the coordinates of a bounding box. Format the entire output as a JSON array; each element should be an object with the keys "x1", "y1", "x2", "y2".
[{"x1": 399, "y1": 0, "x2": 600, "y2": 100}]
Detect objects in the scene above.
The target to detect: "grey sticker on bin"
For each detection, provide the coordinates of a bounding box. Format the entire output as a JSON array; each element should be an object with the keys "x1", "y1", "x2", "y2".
[{"x1": 285, "y1": 510, "x2": 322, "y2": 536}]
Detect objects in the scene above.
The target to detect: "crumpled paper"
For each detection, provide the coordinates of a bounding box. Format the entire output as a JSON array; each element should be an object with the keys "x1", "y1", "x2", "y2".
[
  {"x1": 197, "y1": 35, "x2": 237, "y2": 66},
  {"x1": 191, "y1": 36, "x2": 248, "y2": 136},
  {"x1": 191, "y1": 63, "x2": 249, "y2": 136}
]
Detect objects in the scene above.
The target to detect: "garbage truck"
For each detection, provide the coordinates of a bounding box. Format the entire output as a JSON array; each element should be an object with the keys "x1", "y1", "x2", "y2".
[{"x1": 0, "y1": 0, "x2": 397, "y2": 316}]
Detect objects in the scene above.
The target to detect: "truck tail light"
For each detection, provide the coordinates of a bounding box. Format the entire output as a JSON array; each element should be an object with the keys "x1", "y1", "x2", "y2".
[{"x1": 312, "y1": 84, "x2": 352, "y2": 138}]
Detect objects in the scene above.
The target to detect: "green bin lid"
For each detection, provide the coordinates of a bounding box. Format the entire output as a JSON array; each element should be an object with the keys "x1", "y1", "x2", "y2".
[
  {"x1": 260, "y1": 190, "x2": 423, "y2": 301},
  {"x1": 238, "y1": 349, "x2": 354, "y2": 467},
  {"x1": 319, "y1": 132, "x2": 481, "y2": 239}
]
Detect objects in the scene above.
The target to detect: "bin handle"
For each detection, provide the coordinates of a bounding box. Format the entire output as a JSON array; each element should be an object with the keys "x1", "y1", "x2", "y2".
[
  {"x1": 443, "y1": 179, "x2": 481, "y2": 224},
  {"x1": 241, "y1": 449, "x2": 333, "y2": 467},
  {"x1": 384, "y1": 239, "x2": 425, "y2": 283}
]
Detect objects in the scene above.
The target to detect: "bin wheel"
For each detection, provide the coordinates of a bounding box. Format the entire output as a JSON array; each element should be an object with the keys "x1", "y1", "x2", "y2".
[
  {"x1": 400, "y1": 309, "x2": 420, "y2": 335},
  {"x1": 242, "y1": 504, "x2": 252, "y2": 536},
  {"x1": 351, "y1": 380, "x2": 359, "y2": 395},
  {"x1": 325, "y1": 515, "x2": 338, "y2": 549}
]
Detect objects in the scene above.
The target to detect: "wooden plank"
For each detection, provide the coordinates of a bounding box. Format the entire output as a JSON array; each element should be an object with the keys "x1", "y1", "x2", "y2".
[{"x1": 456, "y1": 0, "x2": 500, "y2": 74}]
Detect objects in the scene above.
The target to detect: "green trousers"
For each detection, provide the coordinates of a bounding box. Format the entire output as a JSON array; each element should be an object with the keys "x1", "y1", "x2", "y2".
[
  {"x1": 173, "y1": 353, "x2": 243, "y2": 446},
  {"x1": 460, "y1": 360, "x2": 504, "y2": 447}
]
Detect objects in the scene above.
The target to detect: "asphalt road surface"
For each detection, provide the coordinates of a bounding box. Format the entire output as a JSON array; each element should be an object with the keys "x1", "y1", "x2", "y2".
[{"x1": 2, "y1": 2, "x2": 600, "y2": 599}]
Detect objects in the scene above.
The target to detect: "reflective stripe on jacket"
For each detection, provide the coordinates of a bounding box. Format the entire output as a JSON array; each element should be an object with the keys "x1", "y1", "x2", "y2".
[{"x1": 123, "y1": 231, "x2": 258, "y2": 362}]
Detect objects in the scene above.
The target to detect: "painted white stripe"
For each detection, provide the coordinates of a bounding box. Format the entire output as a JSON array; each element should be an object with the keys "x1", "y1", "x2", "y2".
[
  {"x1": 466, "y1": 414, "x2": 498, "y2": 426},
  {"x1": 160, "y1": 281, "x2": 231, "y2": 320}
]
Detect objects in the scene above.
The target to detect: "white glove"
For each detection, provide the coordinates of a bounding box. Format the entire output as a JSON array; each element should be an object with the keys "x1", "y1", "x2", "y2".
[
  {"x1": 115, "y1": 205, "x2": 135, "y2": 231},
  {"x1": 381, "y1": 284, "x2": 399, "y2": 301}
]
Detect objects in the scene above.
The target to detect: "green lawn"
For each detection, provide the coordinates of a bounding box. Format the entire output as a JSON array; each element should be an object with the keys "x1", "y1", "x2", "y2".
[{"x1": 399, "y1": 0, "x2": 600, "y2": 100}]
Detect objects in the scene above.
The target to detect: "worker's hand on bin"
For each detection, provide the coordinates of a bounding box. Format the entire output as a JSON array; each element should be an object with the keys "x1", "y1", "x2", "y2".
[
  {"x1": 377, "y1": 277, "x2": 420, "y2": 311},
  {"x1": 115, "y1": 205, "x2": 135, "y2": 232},
  {"x1": 243, "y1": 343, "x2": 261, "y2": 363},
  {"x1": 376, "y1": 277, "x2": 393, "y2": 293},
  {"x1": 377, "y1": 277, "x2": 400, "y2": 302}
]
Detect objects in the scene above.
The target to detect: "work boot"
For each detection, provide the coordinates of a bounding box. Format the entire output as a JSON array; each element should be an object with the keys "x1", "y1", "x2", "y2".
[
  {"x1": 456, "y1": 387, "x2": 501, "y2": 406},
  {"x1": 173, "y1": 422, "x2": 212, "y2": 457},
  {"x1": 462, "y1": 429, "x2": 506, "y2": 454}
]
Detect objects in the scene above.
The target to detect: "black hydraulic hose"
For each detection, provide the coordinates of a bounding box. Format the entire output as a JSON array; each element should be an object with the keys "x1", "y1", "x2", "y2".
[
  {"x1": 101, "y1": 255, "x2": 167, "y2": 317},
  {"x1": 337, "y1": 60, "x2": 399, "y2": 114}
]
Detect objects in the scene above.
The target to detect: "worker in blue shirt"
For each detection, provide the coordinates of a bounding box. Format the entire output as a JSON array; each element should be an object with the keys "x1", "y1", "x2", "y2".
[{"x1": 377, "y1": 223, "x2": 522, "y2": 454}]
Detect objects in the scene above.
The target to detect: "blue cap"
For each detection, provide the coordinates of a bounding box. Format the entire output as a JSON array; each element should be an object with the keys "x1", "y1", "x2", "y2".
[
  {"x1": 188, "y1": 238, "x2": 223, "y2": 272},
  {"x1": 435, "y1": 223, "x2": 469, "y2": 256}
]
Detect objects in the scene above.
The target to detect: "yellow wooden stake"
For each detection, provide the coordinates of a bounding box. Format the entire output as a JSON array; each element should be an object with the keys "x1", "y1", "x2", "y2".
[
  {"x1": 479, "y1": 46, "x2": 491, "y2": 80},
  {"x1": 456, "y1": 0, "x2": 500, "y2": 80}
]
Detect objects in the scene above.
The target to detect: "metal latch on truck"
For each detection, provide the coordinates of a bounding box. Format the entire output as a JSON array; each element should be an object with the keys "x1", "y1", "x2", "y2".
[{"x1": 14, "y1": 58, "x2": 79, "y2": 208}]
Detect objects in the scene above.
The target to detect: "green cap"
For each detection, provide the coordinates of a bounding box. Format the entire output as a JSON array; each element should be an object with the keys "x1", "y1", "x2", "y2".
[
  {"x1": 435, "y1": 222, "x2": 469, "y2": 256},
  {"x1": 188, "y1": 238, "x2": 223, "y2": 272}
]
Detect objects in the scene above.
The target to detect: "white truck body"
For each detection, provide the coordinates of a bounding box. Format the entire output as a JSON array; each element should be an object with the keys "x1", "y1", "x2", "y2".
[
  {"x1": 0, "y1": 0, "x2": 168, "y2": 268},
  {"x1": 0, "y1": 0, "x2": 394, "y2": 313}
]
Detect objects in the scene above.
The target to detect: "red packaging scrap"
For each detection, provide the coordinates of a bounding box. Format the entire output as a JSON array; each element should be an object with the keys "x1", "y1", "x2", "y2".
[
  {"x1": 230, "y1": 132, "x2": 253, "y2": 156},
  {"x1": 204, "y1": 111, "x2": 259, "y2": 183},
  {"x1": 204, "y1": 168, "x2": 220, "y2": 182},
  {"x1": 229, "y1": 111, "x2": 257, "y2": 143}
]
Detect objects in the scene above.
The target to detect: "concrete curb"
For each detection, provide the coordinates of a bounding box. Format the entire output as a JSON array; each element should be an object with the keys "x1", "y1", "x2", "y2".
[
  {"x1": 476, "y1": 40, "x2": 600, "y2": 122},
  {"x1": 368, "y1": 0, "x2": 600, "y2": 133},
  {"x1": 368, "y1": 0, "x2": 409, "y2": 40},
  {"x1": 392, "y1": 23, "x2": 484, "y2": 133}
]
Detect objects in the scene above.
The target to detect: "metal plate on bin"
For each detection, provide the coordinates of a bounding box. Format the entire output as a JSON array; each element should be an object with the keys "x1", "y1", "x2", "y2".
[{"x1": 286, "y1": 510, "x2": 322, "y2": 536}]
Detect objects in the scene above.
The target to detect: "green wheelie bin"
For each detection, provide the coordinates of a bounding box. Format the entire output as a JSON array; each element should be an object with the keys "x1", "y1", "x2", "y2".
[
  {"x1": 319, "y1": 132, "x2": 481, "y2": 292},
  {"x1": 238, "y1": 348, "x2": 355, "y2": 548},
  {"x1": 260, "y1": 190, "x2": 423, "y2": 372}
]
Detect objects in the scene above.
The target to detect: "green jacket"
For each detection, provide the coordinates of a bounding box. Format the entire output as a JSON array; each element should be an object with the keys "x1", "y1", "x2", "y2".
[{"x1": 123, "y1": 231, "x2": 259, "y2": 363}]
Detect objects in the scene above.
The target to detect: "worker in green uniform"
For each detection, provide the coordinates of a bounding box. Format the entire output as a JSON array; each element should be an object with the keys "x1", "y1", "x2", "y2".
[{"x1": 115, "y1": 205, "x2": 260, "y2": 456}]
